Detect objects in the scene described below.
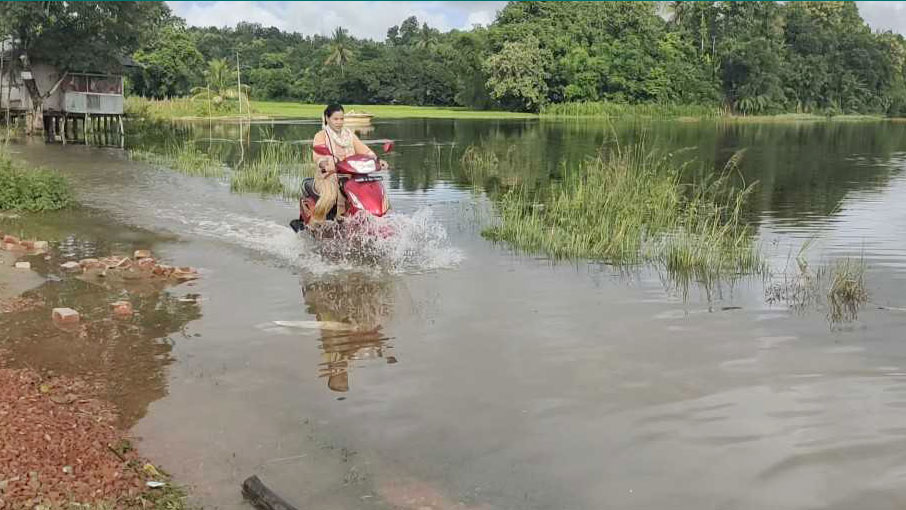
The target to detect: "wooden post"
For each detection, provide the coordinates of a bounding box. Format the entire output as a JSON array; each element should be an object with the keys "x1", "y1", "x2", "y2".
[
  {"x1": 61, "y1": 115, "x2": 66, "y2": 145},
  {"x1": 84, "y1": 114, "x2": 88, "y2": 146}
]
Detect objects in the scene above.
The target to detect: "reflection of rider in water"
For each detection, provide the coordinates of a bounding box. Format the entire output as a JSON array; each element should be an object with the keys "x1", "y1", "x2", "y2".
[{"x1": 301, "y1": 274, "x2": 396, "y2": 392}]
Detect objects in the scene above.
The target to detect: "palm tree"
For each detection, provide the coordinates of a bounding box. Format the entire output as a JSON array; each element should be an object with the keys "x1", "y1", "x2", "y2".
[
  {"x1": 205, "y1": 58, "x2": 231, "y2": 93},
  {"x1": 191, "y1": 58, "x2": 250, "y2": 113},
  {"x1": 324, "y1": 27, "x2": 354, "y2": 73},
  {"x1": 415, "y1": 24, "x2": 439, "y2": 51}
]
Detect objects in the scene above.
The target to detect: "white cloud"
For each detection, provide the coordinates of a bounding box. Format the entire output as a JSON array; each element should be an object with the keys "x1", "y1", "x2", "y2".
[
  {"x1": 466, "y1": 9, "x2": 496, "y2": 28},
  {"x1": 167, "y1": 1, "x2": 507, "y2": 41},
  {"x1": 167, "y1": 2, "x2": 906, "y2": 40},
  {"x1": 856, "y1": 2, "x2": 906, "y2": 35}
]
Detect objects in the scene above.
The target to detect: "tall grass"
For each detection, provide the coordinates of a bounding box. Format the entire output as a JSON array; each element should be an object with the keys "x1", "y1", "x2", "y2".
[
  {"x1": 482, "y1": 142, "x2": 762, "y2": 283},
  {"x1": 126, "y1": 96, "x2": 246, "y2": 120},
  {"x1": 828, "y1": 257, "x2": 869, "y2": 323},
  {"x1": 129, "y1": 142, "x2": 225, "y2": 177},
  {"x1": 765, "y1": 238, "x2": 870, "y2": 325},
  {"x1": 540, "y1": 102, "x2": 724, "y2": 119},
  {"x1": 0, "y1": 146, "x2": 74, "y2": 211},
  {"x1": 229, "y1": 142, "x2": 315, "y2": 196}
]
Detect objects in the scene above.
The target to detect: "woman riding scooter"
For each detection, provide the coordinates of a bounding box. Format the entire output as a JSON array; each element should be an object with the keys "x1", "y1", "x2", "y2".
[{"x1": 311, "y1": 104, "x2": 387, "y2": 223}]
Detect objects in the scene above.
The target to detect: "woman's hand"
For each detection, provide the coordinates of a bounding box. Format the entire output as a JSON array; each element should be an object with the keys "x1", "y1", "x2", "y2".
[
  {"x1": 318, "y1": 159, "x2": 336, "y2": 176},
  {"x1": 379, "y1": 159, "x2": 389, "y2": 171}
]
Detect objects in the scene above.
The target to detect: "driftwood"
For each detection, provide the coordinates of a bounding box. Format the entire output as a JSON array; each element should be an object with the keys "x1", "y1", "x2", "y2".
[{"x1": 241, "y1": 475, "x2": 300, "y2": 510}]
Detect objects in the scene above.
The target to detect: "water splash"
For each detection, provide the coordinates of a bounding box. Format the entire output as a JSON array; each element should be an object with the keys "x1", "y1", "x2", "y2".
[
  {"x1": 300, "y1": 208, "x2": 463, "y2": 274},
  {"x1": 150, "y1": 204, "x2": 461, "y2": 275}
]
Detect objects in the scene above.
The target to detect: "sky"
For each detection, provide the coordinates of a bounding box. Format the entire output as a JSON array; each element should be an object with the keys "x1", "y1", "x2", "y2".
[{"x1": 167, "y1": 1, "x2": 906, "y2": 41}]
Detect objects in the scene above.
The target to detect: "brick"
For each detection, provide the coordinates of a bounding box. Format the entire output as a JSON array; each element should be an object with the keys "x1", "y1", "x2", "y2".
[
  {"x1": 52, "y1": 308, "x2": 80, "y2": 324},
  {"x1": 110, "y1": 301, "x2": 133, "y2": 318}
]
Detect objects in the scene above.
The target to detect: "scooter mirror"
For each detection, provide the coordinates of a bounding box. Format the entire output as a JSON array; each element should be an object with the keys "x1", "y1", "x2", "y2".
[
  {"x1": 382, "y1": 141, "x2": 394, "y2": 154},
  {"x1": 313, "y1": 144, "x2": 332, "y2": 156}
]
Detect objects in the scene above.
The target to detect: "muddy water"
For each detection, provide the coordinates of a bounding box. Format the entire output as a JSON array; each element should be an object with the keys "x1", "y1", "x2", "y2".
[{"x1": 3, "y1": 119, "x2": 906, "y2": 509}]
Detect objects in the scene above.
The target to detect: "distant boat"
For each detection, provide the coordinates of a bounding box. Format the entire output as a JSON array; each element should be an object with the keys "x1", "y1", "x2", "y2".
[{"x1": 344, "y1": 110, "x2": 374, "y2": 125}]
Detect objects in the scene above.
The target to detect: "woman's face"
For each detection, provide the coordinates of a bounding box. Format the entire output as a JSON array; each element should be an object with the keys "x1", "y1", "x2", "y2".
[{"x1": 327, "y1": 110, "x2": 344, "y2": 131}]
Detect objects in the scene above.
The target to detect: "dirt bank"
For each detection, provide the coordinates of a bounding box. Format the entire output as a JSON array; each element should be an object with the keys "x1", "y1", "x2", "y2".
[{"x1": 0, "y1": 362, "x2": 188, "y2": 509}]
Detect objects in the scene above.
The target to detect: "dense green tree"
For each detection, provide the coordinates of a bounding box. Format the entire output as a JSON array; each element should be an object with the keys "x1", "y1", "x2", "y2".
[
  {"x1": 484, "y1": 36, "x2": 552, "y2": 112},
  {"x1": 131, "y1": 19, "x2": 204, "y2": 98},
  {"x1": 25, "y1": 1, "x2": 896, "y2": 116}
]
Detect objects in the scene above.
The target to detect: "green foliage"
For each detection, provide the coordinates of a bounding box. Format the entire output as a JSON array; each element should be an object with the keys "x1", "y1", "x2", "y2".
[
  {"x1": 484, "y1": 36, "x2": 552, "y2": 112},
  {"x1": 541, "y1": 102, "x2": 722, "y2": 118},
  {"x1": 0, "y1": 2, "x2": 168, "y2": 73},
  {"x1": 0, "y1": 150, "x2": 74, "y2": 212},
  {"x1": 131, "y1": 20, "x2": 205, "y2": 98},
  {"x1": 23, "y1": 2, "x2": 901, "y2": 117}
]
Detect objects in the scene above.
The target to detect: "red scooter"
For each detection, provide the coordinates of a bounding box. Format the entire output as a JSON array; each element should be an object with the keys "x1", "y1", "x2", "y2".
[{"x1": 290, "y1": 142, "x2": 393, "y2": 233}]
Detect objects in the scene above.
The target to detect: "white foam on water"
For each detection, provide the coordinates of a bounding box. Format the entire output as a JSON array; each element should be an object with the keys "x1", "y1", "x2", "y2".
[
  {"x1": 150, "y1": 204, "x2": 461, "y2": 275},
  {"x1": 301, "y1": 208, "x2": 464, "y2": 275}
]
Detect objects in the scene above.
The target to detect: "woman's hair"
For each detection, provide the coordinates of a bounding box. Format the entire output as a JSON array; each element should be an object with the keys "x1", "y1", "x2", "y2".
[{"x1": 323, "y1": 103, "x2": 344, "y2": 122}]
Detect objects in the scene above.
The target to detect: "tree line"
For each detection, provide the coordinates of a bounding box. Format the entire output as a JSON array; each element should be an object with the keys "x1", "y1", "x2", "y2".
[{"x1": 4, "y1": 1, "x2": 906, "y2": 115}]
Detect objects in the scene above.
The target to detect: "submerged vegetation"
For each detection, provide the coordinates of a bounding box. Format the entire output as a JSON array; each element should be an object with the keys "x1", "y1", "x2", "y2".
[
  {"x1": 766, "y1": 241, "x2": 870, "y2": 325},
  {"x1": 0, "y1": 147, "x2": 74, "y2": 212},
  {"x1": 130, "y1": 142, "x2": 225, "y2": 177},
  {"x1": 129, "y1": 139, "x2": 314, "y2": 197},
  {"x1": 828, "y1": 258, "x2": 870, "y2": 323},
  {"x1": 230, "y1": 142, "x2": 315, "y2": 196},
  {"x1": 479, "y1": 142, "x2": 761, "y2": 283}
]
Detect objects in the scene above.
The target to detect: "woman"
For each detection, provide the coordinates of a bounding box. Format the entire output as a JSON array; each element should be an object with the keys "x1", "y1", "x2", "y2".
[{"x1": 311, "y1": 103, "x2": 379, "y2": 223}]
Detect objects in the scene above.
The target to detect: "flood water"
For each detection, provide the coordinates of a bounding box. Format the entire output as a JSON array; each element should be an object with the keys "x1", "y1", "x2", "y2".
[{"x1": 3, "y1": 117, "x2": 906, "y2": 509}]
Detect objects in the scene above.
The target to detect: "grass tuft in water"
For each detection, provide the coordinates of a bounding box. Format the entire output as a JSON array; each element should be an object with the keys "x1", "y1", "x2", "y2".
[
  {"x1": 130, "y1": 143, "x2": 225, "y2": 178},
  {"x1": 766, "y1": 240, "x2": 870, "y2": 325},
  {"x1": 482, "y1": 142, "x2": 762, "y2": 283},
  {"x1": 229, "y1": 142, "x2": 314, "y2": 196},
  {"x1": 828, "y1": 257, "x2": 869, "y2": 323},
  {"x1": 0, "y1": 146, "x2": 75, "y2": 211}
]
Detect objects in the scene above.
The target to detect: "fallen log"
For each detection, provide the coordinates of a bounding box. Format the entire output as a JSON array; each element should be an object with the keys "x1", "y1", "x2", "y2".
[{"x1": 241, "y1": 475, "x2": 300, "y2": 510}]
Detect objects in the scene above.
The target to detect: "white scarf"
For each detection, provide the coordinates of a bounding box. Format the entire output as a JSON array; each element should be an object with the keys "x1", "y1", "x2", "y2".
[{"x1": 323, "y1": 123, "x2": 354, "y2": 155}]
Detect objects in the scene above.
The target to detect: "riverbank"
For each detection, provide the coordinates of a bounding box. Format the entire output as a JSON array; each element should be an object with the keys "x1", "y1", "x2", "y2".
[
  {"x1": 539, "y1": 101, "x2": 890, "y2": 122},
  {"x1": 126, "y1": 96, "x2": 894, "y2": 123},
  {"x1": 0, "y1": 181, "x2": 197, "y2": 508},
  {"x1": 0, "y1": 359, "x2": 190, "y2": 509},
  {"x1": 125, "y1": 96, "x2": 537, "y2": 121},
  {"x1": 0, "y1": 248, "x2": 194, "y2": 509}
]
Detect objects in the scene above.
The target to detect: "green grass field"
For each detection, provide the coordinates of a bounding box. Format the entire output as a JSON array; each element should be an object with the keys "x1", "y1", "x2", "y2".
[{"x1": 250, "y1": 101, "x2": 537, "y2": 119}]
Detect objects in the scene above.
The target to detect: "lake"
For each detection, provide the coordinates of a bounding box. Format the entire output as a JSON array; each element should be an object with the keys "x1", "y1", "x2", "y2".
[{"x1": 3, "y1": 117, "x2": 906, "y2": 509}]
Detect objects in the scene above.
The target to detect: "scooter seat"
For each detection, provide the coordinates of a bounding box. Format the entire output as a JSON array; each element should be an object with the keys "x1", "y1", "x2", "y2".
[{"x1": 302, "y1": 177, "x2": 318, "y2": 199}]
